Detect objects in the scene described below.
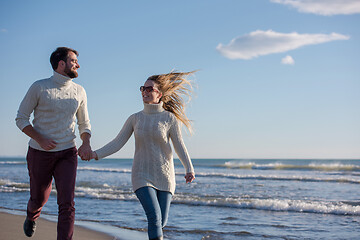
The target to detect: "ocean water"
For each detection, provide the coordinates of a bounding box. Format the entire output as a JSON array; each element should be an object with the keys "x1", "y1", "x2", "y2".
[{"x1": 1, "y1": 157, "x2": 360, "y2": 239}]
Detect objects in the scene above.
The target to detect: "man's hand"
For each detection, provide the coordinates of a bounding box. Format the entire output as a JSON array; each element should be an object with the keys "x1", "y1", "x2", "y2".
[
  {"x1": 22, "y1": 125, "x2": 57, "y2": 151},
  {"x1": 38, "y1": 138, "x2": 57, "y2": 151},
  {"x1": 78, "y1": 133, "x2": 92, "y2": 161},
  {"x1": 78, "y1": 143, "x2": 92, "y2": 161}
]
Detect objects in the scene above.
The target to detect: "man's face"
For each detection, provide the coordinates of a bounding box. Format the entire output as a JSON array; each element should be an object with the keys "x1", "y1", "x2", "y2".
[{"x1": 64, "y1": 52, "x2": 80, "y2": 78}]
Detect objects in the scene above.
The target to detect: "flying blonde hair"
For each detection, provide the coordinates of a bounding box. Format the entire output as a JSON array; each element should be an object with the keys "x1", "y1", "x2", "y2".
[{"x1": 147, "y1": 71, "x2": 196, "y2": 134}]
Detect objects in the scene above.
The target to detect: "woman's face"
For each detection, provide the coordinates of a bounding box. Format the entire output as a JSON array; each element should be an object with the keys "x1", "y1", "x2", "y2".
[{"x1": 141, "y1": 80, "x2": 162, "y2": 104}]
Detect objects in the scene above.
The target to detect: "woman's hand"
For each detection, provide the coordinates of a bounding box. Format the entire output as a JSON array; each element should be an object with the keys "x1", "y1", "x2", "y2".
[
  {"x1": 91, "y1": 151, "x2": 99, "y2": 160},
  {"x1": 185, "y1": 172, "x2": 195, "y2": 183}
]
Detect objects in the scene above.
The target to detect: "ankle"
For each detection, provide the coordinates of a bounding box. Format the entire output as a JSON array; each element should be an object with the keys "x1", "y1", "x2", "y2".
[{"x1": 150, "y1": 237, "x2": 163, "y2": 240}]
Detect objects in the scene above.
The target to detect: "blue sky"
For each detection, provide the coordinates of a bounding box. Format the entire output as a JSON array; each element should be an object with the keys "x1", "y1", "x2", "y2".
[{"x1": 0, "y1": 0, "x2": 359, "y2": 159}]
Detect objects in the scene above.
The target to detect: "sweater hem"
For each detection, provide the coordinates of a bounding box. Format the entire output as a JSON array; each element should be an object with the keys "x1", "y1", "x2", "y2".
[
  {"x1": 29, "y1": 140, "x2": 77, "y2": 152},
  {"x1": 133, "y1": 184, "x2": 174, "y2": 195}
]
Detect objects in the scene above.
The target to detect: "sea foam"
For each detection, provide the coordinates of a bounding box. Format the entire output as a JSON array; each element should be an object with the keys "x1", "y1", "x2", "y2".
[
  {"x1": 222, "y1": 161, "x2": 360, "y2": 171},
  {"x1": 173, "y1": 194, "x2": 360, "y2": 216}
]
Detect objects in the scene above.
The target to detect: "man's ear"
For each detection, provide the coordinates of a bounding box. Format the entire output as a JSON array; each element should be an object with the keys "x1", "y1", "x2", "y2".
[
  {"x1": 55, "y1": 60, "x2": 66, "y2": 73},
  {"x1": 59, "y1": 60, "x2": 66, "y2": 67},
  {"x1": 57, "y1": 60, "x2": 66, "y2": 70}
]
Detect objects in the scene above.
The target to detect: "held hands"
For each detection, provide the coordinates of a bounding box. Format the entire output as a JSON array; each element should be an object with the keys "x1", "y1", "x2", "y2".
[
  {"x1": 78, "y1": 133, "x2": 94, "y2": 161},
  {"x1": 78, "y1": 143, "x2": 92, "y2": 161},
  {"x1": 185, "y1": 172, "x2": 195, "y2": 183},
  {"x1": 78, "y1": 147, "x2": 98, "y2": 161}
]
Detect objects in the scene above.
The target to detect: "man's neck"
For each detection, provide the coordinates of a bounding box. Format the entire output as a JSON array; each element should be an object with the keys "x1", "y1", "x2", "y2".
[
  {"x1": 55, "y1": 70, "x2": 69, "y2": 78},
  {"x1": 52, "y1": 71, "x2": 72, "y2": 86}
]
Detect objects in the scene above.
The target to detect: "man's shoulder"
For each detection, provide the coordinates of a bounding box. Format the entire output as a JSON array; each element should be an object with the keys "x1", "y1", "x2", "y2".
[
  {"x1": 29, "y1": 77, "x2": 51, "y2": 90},
  {"x1": 71, "y1": 80, "x2": 83, "y2": 87},
  {"x1": 68, "y1": 81, "x2": 86, "y2": 96},
  {"x1": 34, "y1": 77, "x2": 51, "y2": 84},
  {"x1": 71, "y1": 81, "x2": 85, "y2": 90}
]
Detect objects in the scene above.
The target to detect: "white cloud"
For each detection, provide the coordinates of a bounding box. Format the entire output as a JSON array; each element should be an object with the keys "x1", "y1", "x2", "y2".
[
  {"x1": 216, "y1": 30, "x2": 349, "y2": 60},
  {"x1": 271, "y1": 0, "x2": 360, "y2": 16},
  {"x1": 282, "y1": 55, "x2": 295, "y2": 65}
]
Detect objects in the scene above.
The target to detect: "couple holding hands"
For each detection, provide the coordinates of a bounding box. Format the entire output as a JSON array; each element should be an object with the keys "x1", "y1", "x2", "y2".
[{"x1": 16, "y1": 47, "x2": 195, "y2": 240}]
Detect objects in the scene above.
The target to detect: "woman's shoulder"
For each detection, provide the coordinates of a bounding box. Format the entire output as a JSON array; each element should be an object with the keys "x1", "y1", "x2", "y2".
[
  {"x1": 122, "y1": 112, "x2": 138, "y2": 126},
  {"x1": 130, "y1": 110, "x2": 146, "y2": 121},
  {"x1": 129, "y1": 111, "x2": 140, "y2": 119},
  {"x1": 163, "y1": 110, "x2": 178, "y2": 123},
  {"x1": 133, "y1": 110, "x2": 144, "y2": 117}
]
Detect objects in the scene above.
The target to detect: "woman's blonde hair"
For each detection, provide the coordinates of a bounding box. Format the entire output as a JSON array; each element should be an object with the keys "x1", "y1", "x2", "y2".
[{"x1": 147, "y1": 71, "x2": 196, "y2": 133}]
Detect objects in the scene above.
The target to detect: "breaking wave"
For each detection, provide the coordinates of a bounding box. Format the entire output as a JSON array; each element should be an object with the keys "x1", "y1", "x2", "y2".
[
  {"x1": 220, "y1": 161, "x2": 360, "y2": 171},
  {"x1": 1, "y1": 178, "x2": 359, "y2": 216}
]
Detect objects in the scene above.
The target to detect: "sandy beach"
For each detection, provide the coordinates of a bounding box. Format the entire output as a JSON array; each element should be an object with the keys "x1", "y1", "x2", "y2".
[{"x1": 0, "y1": 212, "x2": 116, "y2": 240}]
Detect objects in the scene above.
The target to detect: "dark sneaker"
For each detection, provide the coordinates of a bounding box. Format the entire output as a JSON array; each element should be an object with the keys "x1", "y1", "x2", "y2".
[{"x1": 23, "y1": 217, "x2": 36, "y2": 237}]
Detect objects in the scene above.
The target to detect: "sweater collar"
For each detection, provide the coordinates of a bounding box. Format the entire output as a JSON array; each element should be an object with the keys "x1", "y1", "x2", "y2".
[
  {"x1": 51, "y1": 71, "x2": 73, "y2": 86},
  {"x1": 143, "y1": 101, "x2": 164, "y2": 114}
]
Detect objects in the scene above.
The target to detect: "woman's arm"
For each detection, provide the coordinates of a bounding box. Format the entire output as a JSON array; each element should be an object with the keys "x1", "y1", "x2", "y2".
[
  {"x1": 169, "y1": 117, "x2": 195, "y2": 182},
  {"x1": 94, "y1": 115, "x2": 134, "y2": 160}
]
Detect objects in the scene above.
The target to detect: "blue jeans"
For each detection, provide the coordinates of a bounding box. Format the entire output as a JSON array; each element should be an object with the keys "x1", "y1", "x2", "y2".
[{"x1": 135, "y1": 187, "x2": 172, "y2": 239}]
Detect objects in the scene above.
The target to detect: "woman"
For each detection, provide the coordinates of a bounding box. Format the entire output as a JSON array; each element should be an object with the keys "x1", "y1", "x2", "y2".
[{"x1": 91, "y1": 71, "x2": 196, "y2": 240}]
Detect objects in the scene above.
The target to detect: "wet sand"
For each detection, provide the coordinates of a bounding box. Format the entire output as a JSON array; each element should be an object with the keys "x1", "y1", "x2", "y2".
[{"x1": 0, "y1": 212, "x2": 116, "y2": 240}]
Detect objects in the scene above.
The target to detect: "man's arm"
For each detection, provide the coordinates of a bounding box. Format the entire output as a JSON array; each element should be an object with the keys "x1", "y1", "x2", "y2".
[
  {"x1": 16, "y1": 82, "x2": 57, "y2": 151},
  {"x1": 76, "y1": 87, "x2": 92, "y2": 161},
  {"x1": 22, "y1": 125, "x2": 57, "y2": 151}
]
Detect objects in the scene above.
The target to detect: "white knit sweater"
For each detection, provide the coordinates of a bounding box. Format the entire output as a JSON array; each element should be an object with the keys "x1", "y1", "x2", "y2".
[
  {"x1": 95, "y1": 102, "x2": 194, "y2": 195},
  {"x1": 16, "y1": 71, "x2": 91, "y2": 151}
]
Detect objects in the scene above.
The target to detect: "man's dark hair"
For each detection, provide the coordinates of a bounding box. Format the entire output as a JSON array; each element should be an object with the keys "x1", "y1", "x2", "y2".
[{"x1": 50, "y1": 47, "x2": 79, "y2": 71}]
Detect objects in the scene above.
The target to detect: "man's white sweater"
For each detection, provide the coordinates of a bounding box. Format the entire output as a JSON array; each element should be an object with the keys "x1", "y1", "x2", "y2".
[
  {"x1": 16, "y1": 71, "x2": 91, "y2": 151},
  {"x1": 95, "y1": 102, "x2": 194, "y2": 195}
]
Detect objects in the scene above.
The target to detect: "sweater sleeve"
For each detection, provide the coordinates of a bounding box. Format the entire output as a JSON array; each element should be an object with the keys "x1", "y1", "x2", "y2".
[
  {"x1": 76, "y1": 87, "x2": 91, "y2": 135},
  {"x1": 95, "y1": 114, "x2": 134, "y2": 159},
  {"x1": 169, "y1": 116, "x2": 194, "y2": 174},
  {"x1": 15, "y1": 82, "x2": 40, "y2": 131}
]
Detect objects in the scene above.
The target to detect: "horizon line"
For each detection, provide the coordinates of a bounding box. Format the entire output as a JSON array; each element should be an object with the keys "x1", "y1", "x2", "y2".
[{"x1": 1, "y1": 156, "x2": 359, "y2": 160}]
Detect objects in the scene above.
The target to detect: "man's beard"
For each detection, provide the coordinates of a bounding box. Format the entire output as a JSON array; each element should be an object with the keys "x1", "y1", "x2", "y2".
[{"x1": 64, "y1": 65, "x2": 78, "y2": 78}]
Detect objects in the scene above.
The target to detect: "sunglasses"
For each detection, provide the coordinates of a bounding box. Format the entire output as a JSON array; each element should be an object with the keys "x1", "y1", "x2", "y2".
[{"x1": 140, "y1": 86, "x2": 160, "y2": 93}]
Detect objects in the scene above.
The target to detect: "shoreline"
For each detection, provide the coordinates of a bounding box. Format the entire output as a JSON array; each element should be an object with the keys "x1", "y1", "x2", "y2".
[{"x1": 0, "y1": 209, "x2": 147, "y2": 240}]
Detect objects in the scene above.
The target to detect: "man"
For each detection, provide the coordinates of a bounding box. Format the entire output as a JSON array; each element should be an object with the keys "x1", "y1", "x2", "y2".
[{"x1": 16, "y1": 47, "x2": 92, "y2": 239}]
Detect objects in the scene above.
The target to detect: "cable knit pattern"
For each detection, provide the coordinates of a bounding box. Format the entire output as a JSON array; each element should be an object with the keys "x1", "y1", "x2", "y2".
[
  {"x1": 16, "y1": 71, "x2": 91, "y2": 151},
  {"x1": 95, "y1": 102, "x2": 194, "y2": 195}
]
